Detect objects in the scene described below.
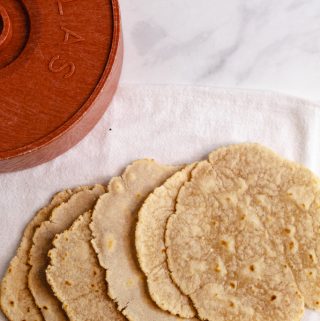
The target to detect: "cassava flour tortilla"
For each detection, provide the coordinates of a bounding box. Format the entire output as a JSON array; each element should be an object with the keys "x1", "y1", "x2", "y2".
[
  {"x1": 206, "y1": 144, "x2": 320, "y2": 310},
  {"x1": 135, "y1": 164, "x2": 197, "y2": 318},
  {"x1": 90, "y1": 160, "x2": 198, "y2": 321},
  {"x1": 166, "y1": 144, "x2": 311, "y2": 321},
  {"x1": 0, "y1": 189, "x2": 76, "y2": 321},
  {"x1": 28, "y1": 185, "x2": 106, "y2": 321},
  {"x1": 46, "y1": 211, "x2": 126, "y2": 321}
]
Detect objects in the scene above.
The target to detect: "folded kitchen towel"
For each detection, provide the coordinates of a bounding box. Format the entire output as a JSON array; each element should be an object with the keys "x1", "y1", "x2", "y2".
[{"x1": 1, "y1": 85, "x2": 320, "y2": 321}]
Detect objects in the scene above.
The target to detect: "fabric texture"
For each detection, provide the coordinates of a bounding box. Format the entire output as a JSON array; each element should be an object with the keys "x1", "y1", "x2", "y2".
[{"x1": 0, "y1": 85, "x2": 320, "y2": 321}]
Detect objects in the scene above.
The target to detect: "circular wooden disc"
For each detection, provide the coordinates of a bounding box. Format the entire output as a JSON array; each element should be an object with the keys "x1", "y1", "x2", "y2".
[{"x1": 0, "y1": 0, "x2": 123, "y2": 173}]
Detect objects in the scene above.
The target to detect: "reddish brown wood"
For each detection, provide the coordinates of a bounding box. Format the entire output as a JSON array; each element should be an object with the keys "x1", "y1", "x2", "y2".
[
  {"x1": 0, "y1": 0, "x2": 123, "y2": 173},
  {"x1": 0, "y1": 5, "x2": 13, "y2": 51}
]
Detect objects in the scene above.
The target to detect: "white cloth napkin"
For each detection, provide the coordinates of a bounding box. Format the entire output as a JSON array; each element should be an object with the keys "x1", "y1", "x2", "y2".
[{"x1": 1, "y1": 85, "x2": 320, "y2": 321}]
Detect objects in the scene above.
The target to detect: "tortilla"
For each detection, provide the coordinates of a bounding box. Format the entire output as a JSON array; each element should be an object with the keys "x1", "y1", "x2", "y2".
[
  {"x1": 90, "y1": 160, "x2": 196, "y2": 321},
  {"x1": 135, "y1": 164, "x2": 197, "y2": 318},
  {"x1": 207, "y1": 144, "x2": 320, "y2": 310},
  {"x1": 166, "y1": 144, "x2": 311, "y2": 321},
  {"x1": 46, "y1": 211, "x2": 126, "y2": 321},
  {"x1": 0, "y1": 189, "x2": 76, "y2": 321},
  {"x1": 28, "y1": 185, "x2": 106, "y2": 321}
]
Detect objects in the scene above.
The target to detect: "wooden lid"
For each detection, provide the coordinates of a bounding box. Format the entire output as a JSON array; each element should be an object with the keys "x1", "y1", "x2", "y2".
[{"x1": 0, "y1": 0, "x2": 123, "y2": 173}]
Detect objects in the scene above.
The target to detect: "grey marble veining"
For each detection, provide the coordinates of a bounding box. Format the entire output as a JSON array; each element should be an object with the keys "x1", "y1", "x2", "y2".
[{"x1": 120, "y1": 0, "x2": 320, "y2": 101}]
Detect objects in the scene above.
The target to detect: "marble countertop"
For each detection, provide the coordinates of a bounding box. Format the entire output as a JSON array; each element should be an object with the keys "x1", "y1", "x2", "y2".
[{"x1": 120, "y1": 0, "x2": 320, "y2": 102}]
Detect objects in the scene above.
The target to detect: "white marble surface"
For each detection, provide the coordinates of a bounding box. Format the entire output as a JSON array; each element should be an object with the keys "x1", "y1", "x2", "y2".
[{"x1": 120, "y1": 0, "x2": 320, "y2": 101}]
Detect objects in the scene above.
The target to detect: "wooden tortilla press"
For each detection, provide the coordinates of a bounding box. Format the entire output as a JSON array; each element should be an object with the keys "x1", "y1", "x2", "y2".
[{"x1": 0, "y1": 0, "x2": 123, "y2": 173}]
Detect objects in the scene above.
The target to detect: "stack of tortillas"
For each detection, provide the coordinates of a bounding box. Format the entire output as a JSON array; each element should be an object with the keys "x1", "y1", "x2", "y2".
[{"x1": 1, "y1": 143, "x2": 320, "y2": 321}]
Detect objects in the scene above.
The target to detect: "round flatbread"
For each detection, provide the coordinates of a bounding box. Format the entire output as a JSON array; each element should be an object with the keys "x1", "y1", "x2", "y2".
[
  {"x1": 90, "y1": 160, "x2": 197, "y2": 321},
  {"x1": 166, "y1": 144, "x2": 314, "y2": 321},
  {"x1": 136, "y1": 164, "x2": 197, "y2": 318},
  {"x1": 0, "y1": 189, "x2": 75, "y2": 321},
  {"x1": 207, "y1": 144, "x2": 320, "y2": 310},
  {"x1": 28, "y1": 185, "x2": 106, "y2": 321},
  {"x1": 46, "y1": 211, "x2": 125, "y2": 321}
]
